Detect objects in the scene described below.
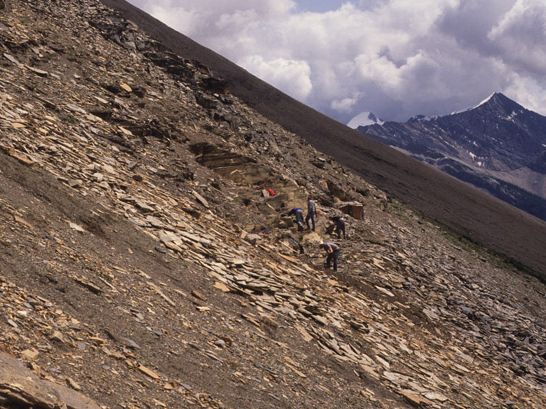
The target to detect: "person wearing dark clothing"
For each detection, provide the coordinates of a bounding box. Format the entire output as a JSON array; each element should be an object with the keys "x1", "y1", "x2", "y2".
[
  {"x1": 333, "y1": 216, "x2": 346, "y2": 239},
  {"x1": 305, "y1": 198, "x2": 317, "y2": 231},
  {"x1": 287, "y1": 208, "x2": 305, "y2": 231},
  {"x1": 320, "y1": 242, "x2": 341, "y2": 272}
]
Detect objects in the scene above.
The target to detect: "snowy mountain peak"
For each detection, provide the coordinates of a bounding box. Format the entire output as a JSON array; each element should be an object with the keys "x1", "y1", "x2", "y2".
[
  {"x1": 472, "y1": 92, "x2": 524, "y2": 113},
  {"x1": 357, "y1": 93, "x2": 546, "y2": 221},
  {"x1": 347, "y1": 111, "x2": 384, "y2": 129},
  {"x1": 472, "y1": 92, "x2": 498, "y2": 109},
  {"x1": 448, "y1": 92, "x2": 524, "y2": 117}
]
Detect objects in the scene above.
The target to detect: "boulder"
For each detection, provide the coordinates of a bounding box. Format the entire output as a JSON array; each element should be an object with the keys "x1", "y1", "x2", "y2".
[
  {"x1": 0, "y1": 351, "x2": 101, "y2": 409},
  {"x1": 327, "y1": 180, "x2": 352, "y2": 201},
  {"x1": 302, "y1": 232, "x2": 322, "y2": 245},
  {"x1": 244, "y1": 234, "x2": 262, "y2": 245},
  {"x1": 339, "y1": 201, "x2": 365, "y2": 220}
]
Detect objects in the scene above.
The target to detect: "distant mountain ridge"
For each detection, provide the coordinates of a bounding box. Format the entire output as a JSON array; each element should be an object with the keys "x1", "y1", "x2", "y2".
[{"x1": 358, "y1": 93, "x2": 546, "y2": 221}]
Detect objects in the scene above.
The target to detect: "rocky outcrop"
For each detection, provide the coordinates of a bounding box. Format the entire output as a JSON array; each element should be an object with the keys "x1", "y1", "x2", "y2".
[
  {"x1": 190, "y1": 142, "x2": 266, "y2": 185},
  {"x1": 0, "y1": 352, "x2": 100, "y2": 409}
]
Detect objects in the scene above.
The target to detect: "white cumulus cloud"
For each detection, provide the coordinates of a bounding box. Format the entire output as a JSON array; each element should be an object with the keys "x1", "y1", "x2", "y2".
[
  {"x1": 488, "y1": 0, "x2": 546, "y2": 75},
  {"x1": 239, "y1": 55, "x2": 313, "y2": 101},
  {"x1": 128, "y1": 0, "x2": 546, "y2": 123}
]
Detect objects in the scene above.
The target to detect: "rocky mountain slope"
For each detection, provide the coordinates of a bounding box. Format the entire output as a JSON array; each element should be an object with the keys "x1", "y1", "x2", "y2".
[
  {"x1": 100, "y1": 0, "x2": 546, "y2": 283},
  {"x1": 359, "y1": 93, "x2": 546, "y2": 222},
  {"x1": 0, "y1": 1, "x2": 545, "y2": 408}
]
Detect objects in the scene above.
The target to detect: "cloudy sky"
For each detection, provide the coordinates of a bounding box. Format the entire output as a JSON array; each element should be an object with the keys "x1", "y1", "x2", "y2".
[{"x1": 128, "y1": 0, "x2": 546, "y2": 123}]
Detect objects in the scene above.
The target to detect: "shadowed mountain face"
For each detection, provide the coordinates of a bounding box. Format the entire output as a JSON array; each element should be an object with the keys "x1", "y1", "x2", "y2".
[{"x1": 359, "y1": 93, "x2": 546, "y2": 221}]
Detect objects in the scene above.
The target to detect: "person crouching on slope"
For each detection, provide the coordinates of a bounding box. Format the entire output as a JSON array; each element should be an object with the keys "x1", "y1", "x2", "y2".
[
  {"x1": 332, "y1": 215, "x2": 347, "y2": 239},
  {"x1": 320, "y1": 242, "x2": 341, "y2": 272},
  {"x1": 285, "y1": 207, "x2": 305, "y2": 231}
]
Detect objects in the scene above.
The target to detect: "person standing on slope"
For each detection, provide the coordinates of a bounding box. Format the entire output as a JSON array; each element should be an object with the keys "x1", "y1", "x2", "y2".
[
  {"x1": 320, "y1": 242, "x2": 341, "y2": 272},
  {"x1": 306, "y1": 197, "x2": 317, "y2": 231}
]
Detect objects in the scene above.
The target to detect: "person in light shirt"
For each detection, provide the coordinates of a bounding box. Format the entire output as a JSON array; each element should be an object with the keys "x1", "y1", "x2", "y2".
[{"x1": 320, "y1": 242, "x2": 341, "y2": 272}]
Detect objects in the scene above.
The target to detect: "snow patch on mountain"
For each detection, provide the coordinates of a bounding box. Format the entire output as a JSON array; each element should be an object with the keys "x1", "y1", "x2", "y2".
[
  {"x1": 473, "y1": 92, "x2": 498, "y2": 110},
  {"x1": 449, "y1": 92, "x2": 499, "y2": 116},
  {"x1": 347, "y1": 112, "x2": 384, "y2": 129}
]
